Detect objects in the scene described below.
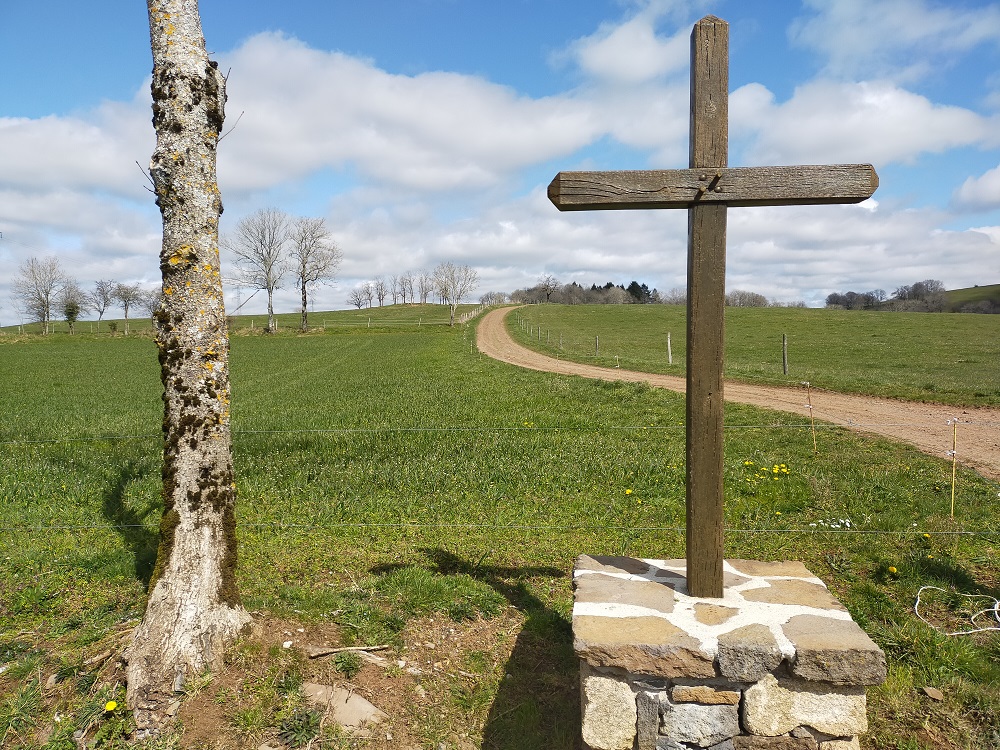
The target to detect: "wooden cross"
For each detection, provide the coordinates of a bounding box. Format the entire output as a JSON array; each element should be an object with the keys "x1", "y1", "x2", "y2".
[{"x1": 548, "y1": 16, "x2": 878, "y2": 598}]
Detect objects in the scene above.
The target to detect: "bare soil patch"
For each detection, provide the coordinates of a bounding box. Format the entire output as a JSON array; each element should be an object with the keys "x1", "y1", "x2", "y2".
[{"x1": 477, "y1": 307, "x2": 1000, "y2": 481}]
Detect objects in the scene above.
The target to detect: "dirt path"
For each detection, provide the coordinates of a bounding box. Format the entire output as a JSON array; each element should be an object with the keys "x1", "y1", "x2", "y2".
[{"x1": 477, "y1": 307, "x2": 1000, "y2": 482}]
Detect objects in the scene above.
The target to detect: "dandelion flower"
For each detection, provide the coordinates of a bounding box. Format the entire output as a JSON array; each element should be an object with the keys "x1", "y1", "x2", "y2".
[
  {"x1": 888, "y1": 566, "x2": 898, "y2": 574},
  {"x1": 775, "y1": 511, "x2": 782, "y2": 516},
  {"x1": 104, "y1": 701, "x2": 118, "y2": 712},
  {"x1": 625, "y1": 488, "x2": 633, "y2": 495},
  {"x1": 923, "y1": 533, "x2": 931, "y2": 539}
]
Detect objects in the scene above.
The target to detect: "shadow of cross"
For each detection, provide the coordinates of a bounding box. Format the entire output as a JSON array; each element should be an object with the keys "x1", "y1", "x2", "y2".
[{"x1": 547, "y1": 15, "x2": 878, "y2": 598}]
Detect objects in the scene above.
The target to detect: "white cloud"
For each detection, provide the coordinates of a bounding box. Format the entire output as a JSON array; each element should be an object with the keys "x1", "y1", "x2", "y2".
[
  {"x1": 790, "y1": 0, "x2": 1000, "y2": 82},
  {"x1": 562, "y1": 16, "x2": 690, "y2": 84},
  {"x1": 732, "y1": 80, "x2": 997, "y2": 166},
  {"x1": 954, "y1": 163, "x2": 1000, "y2": 210},
  {"x1": 0, "y1": 96, "x2": 151, "y2": 198},
  {"x1": 216, "y1": 33, "x2": 601, "y2": 194}
]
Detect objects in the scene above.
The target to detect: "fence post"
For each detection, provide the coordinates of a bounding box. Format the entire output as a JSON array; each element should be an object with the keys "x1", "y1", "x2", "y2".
[
  {"x1": 950, "y1": 420, "x2": 958, "y2": 518},
  {"x1": 667, "y1": 332, "x2": 673, "y2": 365}
]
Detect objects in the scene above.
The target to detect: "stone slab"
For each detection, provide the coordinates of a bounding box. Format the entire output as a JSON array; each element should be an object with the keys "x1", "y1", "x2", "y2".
[
  {"x1": 580, "y1": 664, "x2": 636, "y2": 750},
  {"x1": 576, "y1": 573, "x2": 675, "y2": 613},
  {"x1": 636, "y1": 691, "x2": 662, "y2": 750},
  {"x1": 694, "y1": 603, "x2": 739, "y2": 625},
  {"x1": 574, "y1": 616, "x2": 715, "y2": 677},
  {"x1": 661, "y1": 699, "x2": 739, "y2": 747},
  {"x1": 741, "y1": 580, "x2": 846, "y2": 611},
  {"x1": 742, "y1": 674, "x2": 867, "y2": 737},
  {"x1": 727, "y1": 560, "x2": 816, "y2": 578},
  {"x1": 578, "y1": 554, "x2": 651, "y2": 576},
  {"x1": 671, "y1": 685, "x2": 740, "y2": 705},
  {"x1": 302, "y1": 682, "x2": 387, "y2": 734},
  {"x1": 717, "y1": 623, "x2": 783, "y2": 682},
  {"x1": 733, "y1": 738, "x2": 817, "y2": 749},
  {"x1": 819, "y1": 739, "x2": 859, "y2": 750},
  {"x1": 783, "y1": 615, "x2": 886, "y2": 685}
]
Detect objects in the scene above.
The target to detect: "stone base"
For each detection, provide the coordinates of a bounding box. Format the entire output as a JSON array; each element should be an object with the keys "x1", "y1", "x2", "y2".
[{"x1": 573, "y1": 556, "x2": 886, "y2": 750}]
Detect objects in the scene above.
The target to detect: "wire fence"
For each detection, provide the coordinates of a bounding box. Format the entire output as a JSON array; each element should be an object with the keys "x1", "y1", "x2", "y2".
[{"x1": 3, "y1": 420, "x2": 998, "y2": 537}]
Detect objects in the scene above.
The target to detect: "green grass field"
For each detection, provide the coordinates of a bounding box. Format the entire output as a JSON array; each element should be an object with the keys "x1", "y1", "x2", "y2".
[
  {"x1": 508, "y1": 304, "x2": 1000, "y2": 406},
  {"x1": 1, "y1": 312, "x2": 999, "y2": 748}
]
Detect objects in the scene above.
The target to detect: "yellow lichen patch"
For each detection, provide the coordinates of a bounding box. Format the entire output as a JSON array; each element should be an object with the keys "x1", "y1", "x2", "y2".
[
  {"x1": 167, "y1": 245, "x2": 195, "y2": 266},
  {"x1": 164, "y1": 287, "x2": 174, "y2": 296}
]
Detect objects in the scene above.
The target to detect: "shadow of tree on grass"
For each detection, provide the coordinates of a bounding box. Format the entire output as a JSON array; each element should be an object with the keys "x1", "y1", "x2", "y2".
[
  {"x1": 373, "y1": 548, "x2": 582, "y2": 750},
  {"x1": 100, "y1": 461, "x2": 159, "y2": 588}
]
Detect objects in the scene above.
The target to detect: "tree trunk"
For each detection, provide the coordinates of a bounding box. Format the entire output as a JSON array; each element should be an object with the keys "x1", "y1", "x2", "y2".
[
  {"x1": 300, "y1": 278, "x2": 308, "y2": 331},
  {"x1": 128, "y1": 0, "x2": 251, "y2": 735},
  {"x1": 267, "y1": 292, "x2": 276, "y2": 333}
]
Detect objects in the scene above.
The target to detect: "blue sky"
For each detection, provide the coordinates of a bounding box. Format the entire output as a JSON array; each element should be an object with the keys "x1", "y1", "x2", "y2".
[{"x1": 1, "y1": 0, "x2": 999, "y2": 321}]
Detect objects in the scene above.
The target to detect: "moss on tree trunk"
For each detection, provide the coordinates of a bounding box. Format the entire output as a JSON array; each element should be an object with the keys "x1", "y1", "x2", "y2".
[{"x1": 127, "y1": 0, "x2": 251, "y2": 735}]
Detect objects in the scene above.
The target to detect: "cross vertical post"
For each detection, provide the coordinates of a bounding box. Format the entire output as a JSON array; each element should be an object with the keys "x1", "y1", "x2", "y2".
[{"x1": 686, "y1": 16, "x2": 728, "y2": 597}]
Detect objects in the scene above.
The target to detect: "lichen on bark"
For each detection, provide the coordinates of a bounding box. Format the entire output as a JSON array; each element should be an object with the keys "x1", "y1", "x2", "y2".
[{"x1": 127, "y1": 0, "x2": 251, "y2": 735}]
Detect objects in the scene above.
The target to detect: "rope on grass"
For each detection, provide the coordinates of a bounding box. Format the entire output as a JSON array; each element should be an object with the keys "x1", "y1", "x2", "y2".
[{"x1": 914, "y1": 585, "x2": 1000, "y2": 636}]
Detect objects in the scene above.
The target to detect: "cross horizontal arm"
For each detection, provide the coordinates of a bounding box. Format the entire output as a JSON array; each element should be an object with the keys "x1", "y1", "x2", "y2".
[{"x1": 548, "y1": 164, "x2": 878, "y2": 211}]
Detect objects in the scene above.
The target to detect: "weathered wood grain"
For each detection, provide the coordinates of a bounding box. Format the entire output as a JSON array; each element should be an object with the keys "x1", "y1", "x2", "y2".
[
  {"x1": 548, "y1": 165, "x2": 879, "y2": 211},
  {"x1": 685, "y1": 15, "x2": 729, "y2": 599}
]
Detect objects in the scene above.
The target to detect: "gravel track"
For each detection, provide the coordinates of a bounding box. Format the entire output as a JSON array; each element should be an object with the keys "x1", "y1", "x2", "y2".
[{"x1": 477, "y1": 307, "x2": 1000, "y2": 481}]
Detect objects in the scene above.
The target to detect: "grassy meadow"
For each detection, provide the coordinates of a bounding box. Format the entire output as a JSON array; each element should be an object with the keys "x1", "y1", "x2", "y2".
[
  {"x1": 508, "y1": 304, "x2": 1000, "y2": 406},
  {"x1": 1, "y1": 305, "x2": 999, "y2": 748}
]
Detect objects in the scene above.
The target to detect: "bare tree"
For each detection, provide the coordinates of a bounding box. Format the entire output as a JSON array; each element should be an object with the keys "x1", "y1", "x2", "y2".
[
  {"x1": 114, "y1": 282, "x2": 144, "y2": 335},
  {"x1": 347, "y1": 287, "x2": 367, "y2": 309},
  {"x1": 433, "y1": 262, "x2": 479, "y2": 326},
  {"x1": 725, "y1": 289, "x2": 770, "y2": 307},
  {"x1": 127, "y1": 0, "x2": 250, "y2": 733},
  {"x1": 11, "y1": 256, "x2": 67, "y2": 334},
  {"x1": 361, "y1": 280, "x2": 375, "y2": 308},
  {"x1": 390, "y1": 274, "x2": 401, "y2": 304},
  {"x1": 289, "y1": 216, "x2": 342, "y2": 331},
  {"x1": 417, "y1": 271, "x2": 434, "y2": 304},
  {"x1": 60, "y1": 281, "x2": 89, "y2": 334},
  {"x1": 141, "y1": 287, "x2": 165, "y2": 323},
  {"x1": 226, "y1": 208, "x2": 289, "y2": 333},
  {"x1": 661, "y1": 287, "x2": 687, "y2": 305},
  {"x1": 89, "y1": 279, "x2": 117, "y2": 331},
  {"x1": 401, "y1": 271, "x2": 415, "y2": 304},
  {"x1": 372, "y1": 276, "x2": 388, "y2": 307},
  {"x1": 479, "y1": 291, "x2": 508, "y2": 305},
  {"x1": 538, "y1": 274, "x2": 560, "y2": 302}
]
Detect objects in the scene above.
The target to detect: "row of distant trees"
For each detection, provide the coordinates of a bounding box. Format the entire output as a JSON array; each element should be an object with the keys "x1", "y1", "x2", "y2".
[
  {"x1": 509, "y1": 276, "x2": 806, "y2": 308},
  {"x1": 10, "y1": 257, "x2": 160, "y2": 334},
  {"x1": 348, "y1": 262, "x2": 479, "y2": 326},
  {"x1": 825, "y1": 279, "x2": 947, "y2": 312}
]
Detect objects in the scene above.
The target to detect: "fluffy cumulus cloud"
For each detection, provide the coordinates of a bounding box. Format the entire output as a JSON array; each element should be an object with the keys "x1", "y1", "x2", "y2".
[
  {"x1": 0, "y1": 97, "x2": 152, "y2": 197},
  {"x1": 732, "y1": 80, "x2": 996, "y2": 166},
  {"x1": 954, "y1": 163, "x2": 1000, "y2": 210},
  {"x1": 562, "y1": 15, "x2": 689, "y2": 84},
  {"x1": 789, "y1": 0, "x2": 1000, "y2": 82},
  {"x1": 216, "y1": 33, "x2": 601, "y2": 194}
]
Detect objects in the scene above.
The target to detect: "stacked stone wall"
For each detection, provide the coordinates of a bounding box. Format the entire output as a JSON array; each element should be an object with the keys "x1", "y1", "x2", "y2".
[{"x1": 573, "y1": 556, "x2": 886, "y2": 750}]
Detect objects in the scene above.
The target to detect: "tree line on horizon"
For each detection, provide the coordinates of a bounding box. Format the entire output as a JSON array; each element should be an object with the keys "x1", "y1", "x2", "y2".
[
  {"x1": 505, "y1": 275, "x2": 807, "y2": 308},
  {"x1": 9, "y1": 257, "x2": 161, "y2": 334},
  {"x1": 822, "y1": 279, "x2": 998, "y2": 313}
]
